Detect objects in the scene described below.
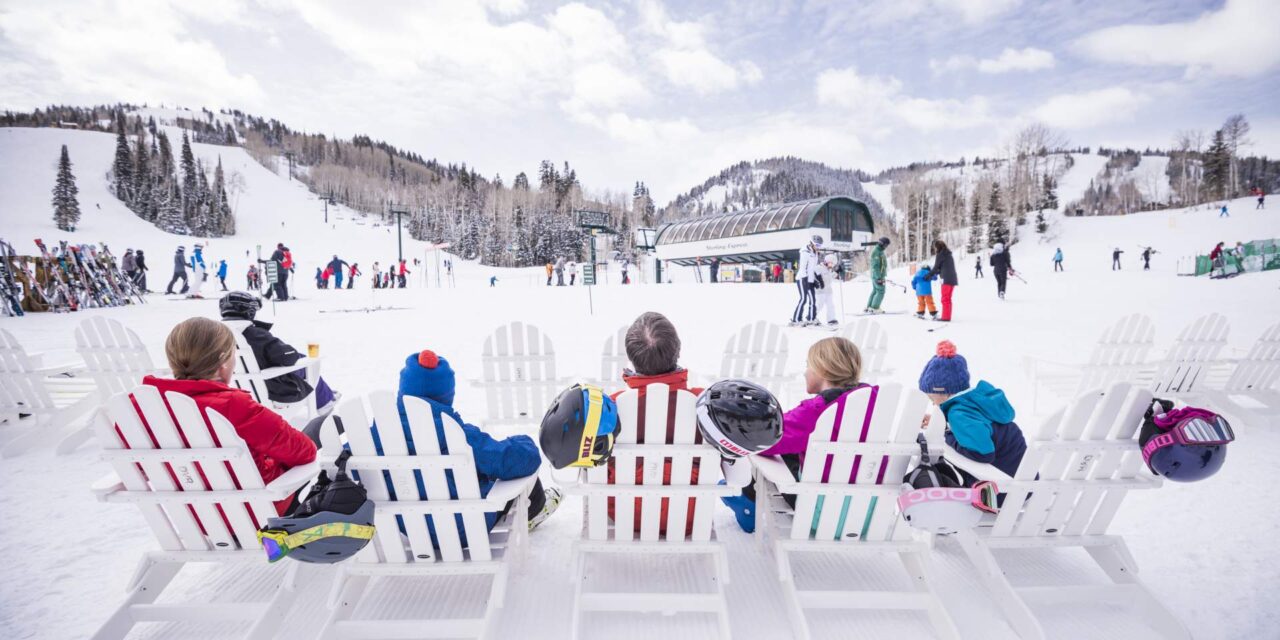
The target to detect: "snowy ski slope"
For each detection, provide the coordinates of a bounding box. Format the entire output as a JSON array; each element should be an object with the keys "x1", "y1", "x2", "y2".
[{"x1": 1, "y1": 125, "x2": 1278, "y2": 639}]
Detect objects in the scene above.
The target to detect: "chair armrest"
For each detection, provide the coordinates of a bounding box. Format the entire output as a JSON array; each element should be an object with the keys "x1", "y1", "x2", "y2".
[
  {"x1": 751, "y1": 455, "x2": 800, "y2": 493},
  {"x1": 262, "y1": 461, "x2": 321, "y2": 499},
  {"x1": 92, "y1": 473, "x2": 125, "y2": 502},
  {"x1": 255, "y1": 357, "x2": 320, "y2": 381},
  {"x1": 485, "y1": 473, "x2": 539, "y2": 506},
  {"x1": 942, "y1": 445, "x2": 1015, "y2": 484}
]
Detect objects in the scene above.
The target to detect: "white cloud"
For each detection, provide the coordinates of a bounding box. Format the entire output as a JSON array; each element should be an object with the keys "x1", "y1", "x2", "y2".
[
  {"x1": 1073, "y1": 0, "x2": 1280, "y2": 78},
  {"x1": 935, "y1": 0, "x2": 1022, "y2": 24},
  {"x1": 840, "y1": 0, "x2": 1022, "y2": 27},
  {"x1": 562, "y1": 62, "x2": 648, "y2": 111},
  {"x1": 0, "y1": 1, "x2": 264, "y2": 109},
  {"x1": 1031, "y1": 87, "x2": 1149, "y2": 130},
  {"x1": 816, "y1": 66, "x2": 990, "y2": 132},
  {"x1": 931, "y1": 47, "x2": 1055, "y2": 74},
  {"x1": 639, "y1": 0, "x2": 761, "y2": 95}
]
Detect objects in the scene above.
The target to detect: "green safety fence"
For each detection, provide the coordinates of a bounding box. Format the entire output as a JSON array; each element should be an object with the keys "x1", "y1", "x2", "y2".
[{"x1": 1191, "y1": 238, "x2": 1280, "y2": 276}]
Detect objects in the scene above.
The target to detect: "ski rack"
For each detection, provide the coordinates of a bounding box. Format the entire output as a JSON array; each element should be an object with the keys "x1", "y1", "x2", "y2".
[{"x1": 5, "y1": 239, "x2": 148, "y2": 315}]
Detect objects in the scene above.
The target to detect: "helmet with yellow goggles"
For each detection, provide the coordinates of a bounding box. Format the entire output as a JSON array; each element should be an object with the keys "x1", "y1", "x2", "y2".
[
  {"x1": 539, "y1": 383, "x2": 620, "y2": 469},
  {"x1": 258, "y1": 450, "x2": 376, "y2": 563}
]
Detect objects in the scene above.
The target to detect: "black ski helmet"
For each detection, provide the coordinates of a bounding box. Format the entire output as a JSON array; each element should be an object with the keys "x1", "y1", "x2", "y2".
[
  {"x1": 539, "y1": 383, "x2": 619, "y2": 469},
  {"x1": 695, "y1": 380, "x2": 783, "y2": 458},
  {"x1": 219, "y1": 291, "x2": 262, "y2": 320},
  {"x1": 878, "y1": 237, "x2": 891, "y2": 248},
  {"x1": 259, "y1": 450, "x2": 375, "y2": 563}
]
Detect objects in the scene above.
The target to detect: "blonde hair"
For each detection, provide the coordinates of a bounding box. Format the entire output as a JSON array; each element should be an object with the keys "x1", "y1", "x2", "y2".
[
  {"x1": 807, "y1": 337, "x2": 862, "y2": 388},
  {"x1": 165, "y1": 317, "x2": 237, "y2": 381}
]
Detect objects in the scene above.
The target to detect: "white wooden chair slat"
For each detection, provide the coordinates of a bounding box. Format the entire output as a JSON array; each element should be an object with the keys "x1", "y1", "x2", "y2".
[
  {"x1": 98, "y1": 392, "x2": 183, "y2": 551},
  {"x1": 476, "y1": 321, "x2": 564, "y2": 427},
  {"x1": 161, "y1": 392, "x2": 238, "y2": 551},
  {"x1": 374, "y1": 391, "x2": 454, "y2": 562},
  {"x1": 639, "y1": 386, "x2": 669, "y2": 542},
  {"x1": 1, "y1": 327, "x2": 97, "y2": 457},
  {"x1": 338, "y1": 398, "x2": 403, "y2": 564},
  {"x1": 599, "y1": 325, "x2": 630, "y2": 386},
  {"x1": 840, "y1": 319, "x2": 891, "y2": 377},
  {"x1": 126, "y1": 387, "x2": 211, "y2": 551},
  {"x1": 437, "y1": 407, "x2": 492, "y2": 562}
]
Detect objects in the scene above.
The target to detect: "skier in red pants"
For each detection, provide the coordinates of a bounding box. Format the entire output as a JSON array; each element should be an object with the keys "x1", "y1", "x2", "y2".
[{"x1": 922, "y1": 240, "x2": 958, "y2": 322}]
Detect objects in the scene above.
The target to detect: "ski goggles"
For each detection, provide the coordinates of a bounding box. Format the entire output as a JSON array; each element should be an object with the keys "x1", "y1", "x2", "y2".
[
  {"x1": 1142, "y1": 408, "x2": 1234, "y2": 464},
  {"x1": 897, "y1": 480, "x2": 999, "y2": 516},
  {"x1": 256, "y1": 522, "x2": 376, "y2": 563},
  {"x1": 568, "y1": 384, "x2": 618, "y2": 468}
]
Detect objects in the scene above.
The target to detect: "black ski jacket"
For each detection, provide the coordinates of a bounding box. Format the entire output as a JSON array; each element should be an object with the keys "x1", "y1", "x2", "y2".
[
  {"x1": 232, "y1": 318, "x2": 314, "y2": 404},
  {"x1": 135, "y1": 253, "x2": 147, "y2": 272},
  {"x1": 173, "y1": 251, "x2": 187, "y2": 274},
  {"x1": 925, "y1": 248, "x2": 958, "y2": 285},
  {"x1": 990, "y1": 251, "x2": 1012, "y2": 275}
]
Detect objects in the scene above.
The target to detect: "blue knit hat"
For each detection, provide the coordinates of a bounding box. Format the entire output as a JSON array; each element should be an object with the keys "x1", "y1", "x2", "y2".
[
  {"x1": 918, "y1": 340, "x2": 970, "y2": 395},
  {"x1": 399, "y1": 350, "x2": 456, "y2": 406}
]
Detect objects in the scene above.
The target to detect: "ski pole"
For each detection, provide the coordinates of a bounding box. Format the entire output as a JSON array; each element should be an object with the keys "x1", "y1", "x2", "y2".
[
  {"x1": 885, "y1": 279, "x2": 911, "y2": 293},
  {"x1": 1011, "y1": 271, "x2": 1028, "y2": 284}
]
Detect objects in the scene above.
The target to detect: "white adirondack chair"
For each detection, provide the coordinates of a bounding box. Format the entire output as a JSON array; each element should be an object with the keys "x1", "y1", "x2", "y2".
[
  {"x1": 1145, "y1": 312, "x2": 1230, "y2": 397},
  {"x1": 1024, "y1": 313, "x2": 1156, "y2": 412},
  {"x1": 598, "y1": 324, "x2": 630, "y2": 391},
  {"x1": 751, "y1": 383, "x2": 959, "y2": 640},
  {"x1": 315, "y1": 391, "x2": 537, "y2": 640},
  {"x1": 0, "y1": 327, "x2": 97, "y2": 457},
  {"x1": 56, "y1": 317, "x2": 170, "y2": 454},
  {"x1": 839, "y1": 318, "x2": 892, "y2": 378},
  {"x1": 223, "y1": 319, "x2": 321, "y2": 426},
  {"x1": 567, "y1": 383, "x2": 737, "y2": 640},
  {"x1": 1201, "y1": 322, "x2": 1280, "y2": 425},
  {"x1": 473, "y1": 321, "x2": 566, "y2": 431},
  {"x1": 949, "y1": 382, "x2": 1190, "y2": 640},
  {"x1": 90, "y1": 385, "x2": 319, "y2": 640},
  {"x1": 720, "y1": 321, "x2": 792, "y2": 403}
]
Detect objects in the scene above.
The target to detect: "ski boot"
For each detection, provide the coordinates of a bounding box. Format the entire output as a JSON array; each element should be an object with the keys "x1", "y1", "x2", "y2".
[
  {"x1": 915, "y1": 311, "x2": 925, "y2": 319},
  {"x1": 529, "y1": 485, "x2": 563, "y2": 531},
  {"x1": 717, "y1": 480, "x2": 755, "y2": 533}
]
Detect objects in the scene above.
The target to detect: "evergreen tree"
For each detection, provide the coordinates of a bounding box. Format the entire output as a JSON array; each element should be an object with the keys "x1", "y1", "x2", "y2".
[
  {"x1": 513, "y1": 172, "x2": 530, "y2": 191},
  {"x1": 111, "y1": 119, "x2": 133, "y2": 204},
  {"x1": 52, "y1": 144, "x2": 81, "y2": 231},
  {"x1": 1035, "y1": 210, "x2": 1048, "y2": 234},
  {"x1": 965, "y1": 194, "x2": 984, "y2": 253},
  {"x1": 157, "y1": 182, "x2": 187, "y2": 234},
  {"x1": 214, "y1": 157, "x2": 234, "y2": 235},
  {"x1": 179, "y1": 132, "x2": 198, "y2": 223},
  {"x1": 1203, "y1": 129, "x2": 1231, "y2": 200},
  {"x1": 986, "y1": 181, "x2": 1009, "y2": 247},
  {"x1": 132, "y1": 130, "x2": 151, "y2": 219},
  {"x1": 1041, "y1": 174, "x2": 1058, "y2": 210}
]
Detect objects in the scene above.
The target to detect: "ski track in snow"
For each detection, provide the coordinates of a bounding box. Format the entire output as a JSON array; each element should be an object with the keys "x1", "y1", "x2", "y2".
[{"x1": 2, "y1": 125, "x2": 1280, "y2": 639}]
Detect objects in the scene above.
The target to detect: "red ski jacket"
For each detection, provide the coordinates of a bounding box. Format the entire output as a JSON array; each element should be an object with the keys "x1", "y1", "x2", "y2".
[{"x1": 141, "y1": 376, "x2": 317, "y2": 513}]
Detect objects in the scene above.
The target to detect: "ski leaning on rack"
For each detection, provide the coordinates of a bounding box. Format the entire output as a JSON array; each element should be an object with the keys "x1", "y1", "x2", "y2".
[
  {"x1": 0, "y1": 239, "x2": 25, "y2": 317},
  {"x1": 34, "y1": 239, "x2": 77, "y2": 312}
]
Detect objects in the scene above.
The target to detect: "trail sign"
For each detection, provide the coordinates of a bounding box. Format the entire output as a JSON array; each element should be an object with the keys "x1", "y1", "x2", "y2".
[
  {"x1": 582, "y1": 263, "x2": 596, "y2": 285},
  {"x1": 576, "y1": 210, "x2": 613, "y2": 230}
]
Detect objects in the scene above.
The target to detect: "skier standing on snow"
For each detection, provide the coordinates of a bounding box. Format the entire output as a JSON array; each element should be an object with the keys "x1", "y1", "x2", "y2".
[
  {"x1": 188, "y1": 244, "x2": 207, "y2": 297},
  {"x1": 1219, "y1": 203, "x2": 1229, "y2": 217},
  {"x1": 922, "y1": 239, "x2": 957, "y2": 321},
  {"x1": 990, "y1": 242, "x2": 1013, "y2": 299},
  {"x1": 545, "y1": 262, "x2": 553, "y2": 286},
  {"x1": 1112, "y1": 247, "x2": 1124, "y2": 270},
  {"x1": 1053, "y1": 248, "x2": 1064, "y2": 272},
  {"x1": 791, "y1": 236, "x2": 820, "y2": 325},
  {"x1": 165, "y1": 246, "x2": 189, "y2": 295},
  {"x1": 316, "y1": 267, "x2": 326, "y2": 289},
  {"x1": 710, "y1": 257, "x2": 720, "y2": 283},
  {"x1": 134, "y1": 250, "x2": 149, "y2": 292},
  {"x1": 262, "y1": 243, "x2": 290, "y2": 301},
  {"x1": 555, "y1": 256, "x2": 566, "y2": 286},
  {"x1": 398, "y1": 259, "x2": 409, "y2": 288},
  {"x1": 1141, "y1": 247, "x2": 1156, "y2": 270},
  {"x1": 864, "y1": 236, "x2": 890, "y2": 314},
  {"x1": 974, "y1": 254, "x2": 984, "y2": 278},
  {"x1": 371, "y1": 261, "x2": 381, "y2": 288},
  {"x1": 568, "y1": 261, "x2": 577, "y2": 285},
  {"x1": 247, "y1": 264, "x2": 259, "y2": 290},
  {"x1": 216, "y1": 259, "x2": 228, "y2": 291},
  {"x1": 813, "y1": 254, "x2": 839, "y2": 326},
  {"x1": 1257, "y1": 188, "x2": 1266, "y2": 209},
  {"x1": 347, "y1": 263, "x2": 360, "y2": 289},
  {"x1": 912, "y1": 264, "x2": 938, "y2": 320},
  {"x1": 328, "y1": 255, "x2": 349, "y2": 289},
  {"x1": 122, "y1": 249, "x2": 137, "y2": 285}
]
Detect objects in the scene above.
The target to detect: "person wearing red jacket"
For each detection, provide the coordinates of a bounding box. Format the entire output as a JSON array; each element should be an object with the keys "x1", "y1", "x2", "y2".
[
  {"x1": 142, "y1": 317, "x2": 317, "y2": 515},
  {"x1": 606, "y1": 312, "x2": 705, "y2": 536}
]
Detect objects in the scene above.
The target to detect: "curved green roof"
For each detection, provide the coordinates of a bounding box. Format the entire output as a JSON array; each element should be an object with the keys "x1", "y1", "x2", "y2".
[{"x1": 655, "y1": 196, "x2": 873, "y2": 246}]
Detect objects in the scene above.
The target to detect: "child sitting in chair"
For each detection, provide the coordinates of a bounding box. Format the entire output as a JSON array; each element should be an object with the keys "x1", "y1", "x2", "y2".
[
  {"x1": 722, "y1": 336, "x2": 867, "y2": 532},
  {"x1": 218, "y1": 291, "x2": 337, "y2": 413},
  {"x1": 918, "y1": 340, "x2": 1027, "y2": 478}
]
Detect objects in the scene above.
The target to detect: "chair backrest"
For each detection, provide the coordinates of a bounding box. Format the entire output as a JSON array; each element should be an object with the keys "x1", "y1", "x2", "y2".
[
  {"x1": 720, "y1": 321, "x2": 790, "y2": 398},
  {"x1": 1223, "y1": 323, "x2": 1280, "y2": 393},
  {"x1": 0, "y1": 327, "x2": 58, "y2": 414},
  {"x1": 479, "y1": 321, "x2": 561, "y2": 424},
  {"x1": 789, "y1": 383, "x2": 923, "y2": 543},
  {"x1": 599, "y1": 325, "x2": 630, "y2": 386},
  {"x1": 75, "y1": 316, "x2": 160, "y2": 397},
  {"x1": 989, "y1": 382, "x2": 1154, "y2": 540},
  {"x1": 1076, "y1": 313, "x2": 1155, "y2": 395},
  {"x1": 222, "y1": 319, "x2": 270, "y2": 403},
  {"x1": 583, "y1": 383, "x2": 720, "y2": 543},
  {"x1": 322, "y1": 391, "x2": 493, "y2": 564},
  {"x1": 1150, "y1": 313, "x2": 1230, "y2": 395},
  {"x1": 96, "y1": 385, "x2": 275, "y2": 552},
  {"x1": 840, "y1": 319, "x2": 890, "y2": 378}
]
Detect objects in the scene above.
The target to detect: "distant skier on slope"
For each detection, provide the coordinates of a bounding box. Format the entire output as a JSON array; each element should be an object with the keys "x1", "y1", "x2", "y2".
[
  {"x1": 347, "y1": 263, "x2": 360, "y2": 289},
  {"x1": 1141, "y1": 246, "x2": 1157, "y2": 271},
  {"x1": 990, "y1": 243, "x2": 1013, "y2": 299},
  {"x1": 1112, "y1": 247, "x2": 1124, "y2": 270},
  {"x1": 813, "y1": 254, "x2": 839, "y2": 327},
  {"x1": 216, "y1": 259, "x2": 228, "y2": 291},
  {"x1": 328, "y1": 255, "x2": 349, "y2": 289},
  {"x1": 922, "y1": 239, "x2": 957, "y2": 321},
  {"x1": 164, "y1": 246, "x2": 188, "y2": 295},
  {"x1": 974, "y1": 254, "x2": 984, "y2": 278},
  {"x1": 864, "y1": 236, "x2": 890, "y2": 314},
  {"x1": 1053, "y1": 248, "x2": 1064, "y2": 272},
  {"x1": 188, "y1": 243, "x2": 207, "y2": 298}
]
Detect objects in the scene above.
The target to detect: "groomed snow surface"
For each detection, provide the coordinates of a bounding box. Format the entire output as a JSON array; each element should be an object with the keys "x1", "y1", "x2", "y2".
[{"x1": 2, "y1": 125, "x2": 1280, "y2": 639}]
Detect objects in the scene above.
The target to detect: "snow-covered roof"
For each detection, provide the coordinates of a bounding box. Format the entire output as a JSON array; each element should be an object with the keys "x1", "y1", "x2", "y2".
[{"x1": 656, "y1": 196, "x2": 874, "y2": 246}]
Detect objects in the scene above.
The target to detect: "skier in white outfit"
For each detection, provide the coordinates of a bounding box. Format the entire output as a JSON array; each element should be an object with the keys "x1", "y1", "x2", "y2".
[
  {"x1": 790, "y1": 236, "x2": 822, "y2": 326},
  {"x1": 814, "y1": 253, "x2": 839, "y2": 327},
  {"x1": 188, "y1": 243, "x2": 208, "y2": 298}
]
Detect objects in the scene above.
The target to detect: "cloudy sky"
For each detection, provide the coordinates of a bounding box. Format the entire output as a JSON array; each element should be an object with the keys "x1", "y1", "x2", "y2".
[{"x1": 2, "y1": 0, "x2": 1278, "y2": 201}]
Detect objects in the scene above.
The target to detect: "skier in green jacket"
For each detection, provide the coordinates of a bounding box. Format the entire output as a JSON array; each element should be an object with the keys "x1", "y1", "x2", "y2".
[{"x1": 865, "y1": 237, "x2": 890, "y2": 313}]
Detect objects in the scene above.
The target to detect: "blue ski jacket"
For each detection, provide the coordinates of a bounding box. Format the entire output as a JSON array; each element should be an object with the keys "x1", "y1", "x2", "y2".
[
  {"x1": 911, "y1": 267, "x2": 933, "y2": 296},
  {"x1": 940, "y1": 380, "x2": 1028, "y2": 477}
]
